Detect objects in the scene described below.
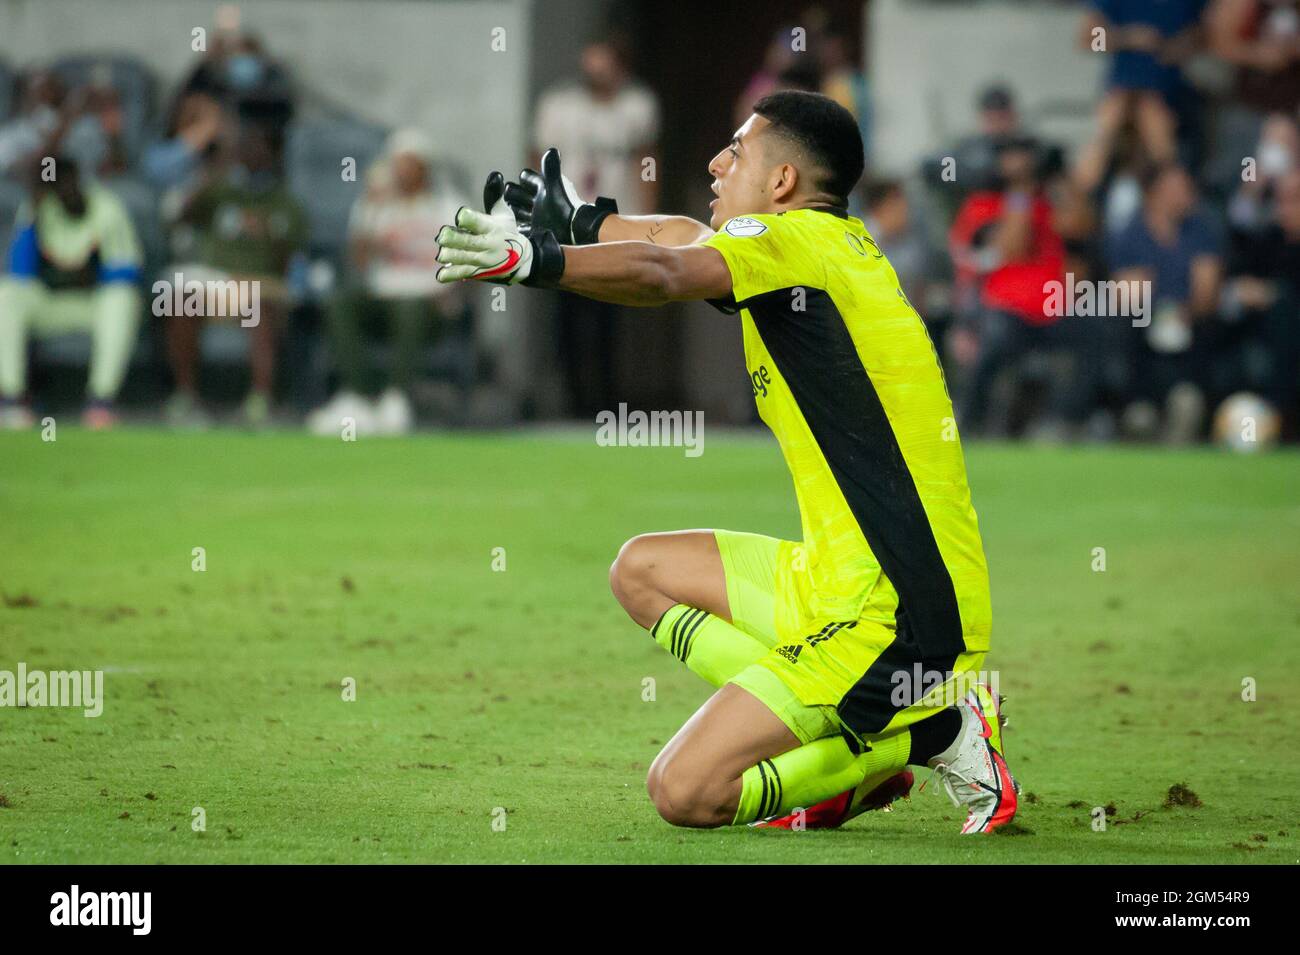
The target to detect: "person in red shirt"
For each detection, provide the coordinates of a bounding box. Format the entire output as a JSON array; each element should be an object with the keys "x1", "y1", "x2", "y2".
[{"x1": 949, "y1": 139, "x2": 1070, "y2": 437}]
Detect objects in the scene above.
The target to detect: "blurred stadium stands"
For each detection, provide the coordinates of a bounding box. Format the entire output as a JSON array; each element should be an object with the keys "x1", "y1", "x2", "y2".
[{"x1": 0, "y1": 0, "x2": 1295, "y2": 443}]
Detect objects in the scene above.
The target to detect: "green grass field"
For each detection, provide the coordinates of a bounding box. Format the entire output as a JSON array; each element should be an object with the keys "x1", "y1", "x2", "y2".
[{"x1": 1, "y1": 428, "x2": 1297, "y2": 864}]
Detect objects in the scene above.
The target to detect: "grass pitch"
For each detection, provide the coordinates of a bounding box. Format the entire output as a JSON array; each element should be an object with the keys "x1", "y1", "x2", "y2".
[{"x1": 1, "y1": 428, "x2": 1297, "y2": 864}]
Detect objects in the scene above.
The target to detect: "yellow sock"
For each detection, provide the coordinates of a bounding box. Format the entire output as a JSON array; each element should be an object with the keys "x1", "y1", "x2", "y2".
[
  {"x1": 651, "y1": 603, "x2": 769, "y2": 687},
  {"x1": 733, "y1": 730, "x2": 911, "y2": 824}
]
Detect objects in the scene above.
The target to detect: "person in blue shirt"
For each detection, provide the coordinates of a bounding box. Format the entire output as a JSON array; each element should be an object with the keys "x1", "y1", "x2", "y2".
[
  {"x1": 0, "y1": 159, "x2": 142, "y2": 429},
  {"x1": 1108, "y1": 161, "x2": 1224, "y2": 439}
]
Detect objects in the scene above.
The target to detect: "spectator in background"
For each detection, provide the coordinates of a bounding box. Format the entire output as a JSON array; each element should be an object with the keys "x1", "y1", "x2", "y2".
[
  {"x1": 536, "y1": 36, "x2": 659, "y2": 218},
  {"x1": 949, "y1": 138, "x2": 1072, "y2": 438},
  {"x1": 66, "y1": 82, "x2": 129, "y2": 179},
  {"x1": 921, "y1": 85, "x2": 1064, "y2": 225},
  {"x1": 534, "y1": 35, "x2": 660, "y2": 416},
  {"x1": 306, "y1": 130, "x2": 467, "y2": 436},
  {"x1": 0, "y1": 157, "x2": 142, "y2": 429},
  {"x1": 1052, "y1": 163, "x2": 1130, "y2": 438},
  {"x1": 928, "y1": 85, "x2": 1026, "y2": 198},
  {"x1": 171, "y1": 25, "x2": 294, "y2": 163},
  {"x1": 0, "y1": 70, "x2": 66, "y2": 175},
  {"x1": 0, "y1": 69, "x2": 122, "y2": 179},
  {"x1": 1108, "y1": 162, "x2": 1224, "y2": 442},
  {"x1": 734, "y1": 28, "x2": 801, "y2": 129},
  {"x1": 163, "y1": 125, "x2": 306, "y2": 428},
  {"x1": 142, "y1": 92, "x2": 225, "y2": 195},
  {"x1": 1223, "y1": 168, "x2": 1300, "y2": 432},
  {"x1": 1226, "y1": 112, "x2": 1300, "y2": 229},
  {"x1": 863, "y1": 177, "x2": 935, "y2": 320},
  {"x1": 1208, "y1": 0, "x2": 1300, "y2": 117},
  {"x1": 1074, "y1": 0, "x2": 1207, "y2": 193}
]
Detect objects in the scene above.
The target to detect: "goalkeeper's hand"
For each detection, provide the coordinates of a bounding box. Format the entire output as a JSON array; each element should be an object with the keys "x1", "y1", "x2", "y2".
[
  {"x1": 436, "y1": 171, "x2": 564, "y2": 286},
  {"x1": 503, "y1": 147, "x2": 618, "y2": 245}
]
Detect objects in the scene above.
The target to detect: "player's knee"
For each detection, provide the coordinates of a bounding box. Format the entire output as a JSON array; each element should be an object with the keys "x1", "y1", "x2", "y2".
[
  {"x1": 609, "y1": 535, "x2": 659, "y2": 616},
  {"x1": 646, "y1": 757, "x2": 729, "y2": 829}
]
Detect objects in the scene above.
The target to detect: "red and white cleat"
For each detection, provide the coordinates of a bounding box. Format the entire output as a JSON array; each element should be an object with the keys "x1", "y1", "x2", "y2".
[
  {"x1": 924, "y1": 684, "x2": 1018, "y2": 834},
  {"x1": 752, "y1": 770, "x2": 914, "y2": 830}
]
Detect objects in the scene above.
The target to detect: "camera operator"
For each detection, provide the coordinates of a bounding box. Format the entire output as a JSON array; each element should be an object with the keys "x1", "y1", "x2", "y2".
[{"x1": 948, "y1": 137, "x2": 1076, "y2": 438}]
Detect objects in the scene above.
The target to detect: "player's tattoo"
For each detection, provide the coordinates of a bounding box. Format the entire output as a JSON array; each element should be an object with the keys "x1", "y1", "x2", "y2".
[{"x1": 646, "y1": 222, "x2": 665, "y2": 244}]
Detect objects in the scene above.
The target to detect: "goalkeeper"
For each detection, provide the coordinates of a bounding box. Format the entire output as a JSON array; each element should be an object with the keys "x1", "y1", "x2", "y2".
[{"x1": 436, "y1": 91, "x2": 1018, "y2": 834}]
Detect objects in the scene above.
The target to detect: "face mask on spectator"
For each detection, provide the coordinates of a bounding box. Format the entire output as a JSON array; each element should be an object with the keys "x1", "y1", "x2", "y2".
[{"x1": 226, "y1": 54, "x2": 266, "y2": 91}]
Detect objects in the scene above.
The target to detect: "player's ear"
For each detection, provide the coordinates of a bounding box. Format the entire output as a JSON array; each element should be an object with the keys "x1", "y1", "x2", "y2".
[{"x1": 771, "y1": 162, "x2": 799, "y2": 202}]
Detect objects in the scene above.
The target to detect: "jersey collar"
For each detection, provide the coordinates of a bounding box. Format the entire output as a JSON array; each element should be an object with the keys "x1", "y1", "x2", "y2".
[{"x1": 778, "y1": 205, "x2": 850, "y2": 219}]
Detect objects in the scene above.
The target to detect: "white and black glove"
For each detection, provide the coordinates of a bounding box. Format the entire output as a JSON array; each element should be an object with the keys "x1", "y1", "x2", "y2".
[
  {"x1": 503, "y1": 147, "x2": 618, "y2": 245},
  {"x1": 436, "y1": 171, "x2": 565, "y2": 286}
]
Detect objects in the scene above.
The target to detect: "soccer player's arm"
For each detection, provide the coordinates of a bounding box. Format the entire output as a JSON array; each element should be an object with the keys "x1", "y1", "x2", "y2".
[
  {"x1": 556, "y1": 241, "x2": 730, "y2": 306},
  {"x1": 558, "y1": 213, "x2": 789, "y2": 307},
  {"x1": 596, "y1": 214, "x2": 714, "y2": 246}
]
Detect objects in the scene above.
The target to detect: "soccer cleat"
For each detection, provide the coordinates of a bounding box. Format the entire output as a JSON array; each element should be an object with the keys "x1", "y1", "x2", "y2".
[
  {"x1": 752, "y1": 770, "x2": 913, "y2": 830},
  {"x1": 924, "y1": 683, "x2": 1018, "y2": 834}
]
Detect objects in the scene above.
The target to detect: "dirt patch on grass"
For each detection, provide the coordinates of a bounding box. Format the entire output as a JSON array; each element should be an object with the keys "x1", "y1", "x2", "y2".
[{"x1": 1164, "y1": 782, "x2": 1202, "y2": 809}]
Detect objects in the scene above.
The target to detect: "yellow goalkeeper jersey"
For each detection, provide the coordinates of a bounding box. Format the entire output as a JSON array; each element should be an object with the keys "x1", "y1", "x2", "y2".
[{"x1": 703, "y1": 208, "x2": 992, "y2": 661}]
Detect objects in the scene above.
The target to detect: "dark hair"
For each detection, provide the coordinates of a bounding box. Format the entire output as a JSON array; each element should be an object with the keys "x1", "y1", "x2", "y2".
[
  {"x1": 978, "y1": 84, "x2": 1015, "y2": 113},
  {"x1": 863, "y1": 176, "x2": 902, "y2": 209},
  {"x1": 752, "y1": 90, "x2": 864, "y2": 206},
  {"x1": 586, "y1": 30, "x2": 634, "y2": 70},
  {"x1": 1139, "y1": 160, "x2": 1187, "y2": 194}
]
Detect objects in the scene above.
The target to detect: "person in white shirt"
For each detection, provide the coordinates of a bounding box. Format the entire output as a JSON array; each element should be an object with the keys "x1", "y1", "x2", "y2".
[
  {"x1": 532, "y1": 37, "x2": 661, "y2": 415},
  {"x1": 307, "y1": 129, "x2": 466, "y2": 435}
]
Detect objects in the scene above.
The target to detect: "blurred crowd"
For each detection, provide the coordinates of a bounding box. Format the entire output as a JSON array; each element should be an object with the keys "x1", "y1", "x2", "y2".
[
  {"x1": 0, "y1": 14, "x2": 473, "y2": 434},
  {"x1": 863, "y1": 0, "x2": 1300, "y2": 444},
  {"x1": 0, "y1": 0, "x2": 1297, "y2": 446}
]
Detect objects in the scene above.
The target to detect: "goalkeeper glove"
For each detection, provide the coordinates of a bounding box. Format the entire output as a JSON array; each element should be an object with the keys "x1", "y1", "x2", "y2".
[
  {"x1": 503, "y1": 147, "x2": 618, "y2": 245},
  {"x1": 436, "y1": 171, "x2": 564, "y2": 286}
]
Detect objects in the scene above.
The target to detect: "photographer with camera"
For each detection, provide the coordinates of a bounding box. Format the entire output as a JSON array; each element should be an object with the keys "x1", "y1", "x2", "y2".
[{"x1": 948, "y1": 137, "x2": 1077, "y2": 438}]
